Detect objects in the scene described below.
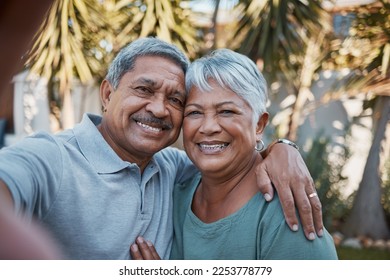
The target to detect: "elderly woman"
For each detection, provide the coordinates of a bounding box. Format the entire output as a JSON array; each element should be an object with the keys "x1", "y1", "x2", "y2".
[{"x1": 131, "y1": 49, "x2": 338, "y2": 260}]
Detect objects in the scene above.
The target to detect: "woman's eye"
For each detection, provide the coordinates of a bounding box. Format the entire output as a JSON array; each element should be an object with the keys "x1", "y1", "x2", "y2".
[
  {"x1": 220, "y1": 110, "x2": 234, "y2": 115},
  {"x1": 184, "y1": 111, "x2": 201, "y2": 117}
]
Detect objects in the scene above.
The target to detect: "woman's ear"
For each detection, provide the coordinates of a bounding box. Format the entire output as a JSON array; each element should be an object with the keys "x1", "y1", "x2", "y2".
[
  {"x1": 100, "y1": 79, "x2": 113, "y2": 111},
  {"x1": 256, "y1": 112, "x2": 269, "y2": 139}
]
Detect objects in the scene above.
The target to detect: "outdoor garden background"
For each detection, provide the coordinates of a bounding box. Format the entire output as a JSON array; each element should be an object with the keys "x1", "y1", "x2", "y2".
[{"x1": 0, "y1": 0, "x2": 389, "y2": 259}]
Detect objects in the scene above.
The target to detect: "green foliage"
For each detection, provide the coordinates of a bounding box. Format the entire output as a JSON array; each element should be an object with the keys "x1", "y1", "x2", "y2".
[
  {"x1": 382, "y1": 158, "x2": 390, "y2": 222},
  {"x1": 302, "y1": 134, "x2": 350, "y2": 231},
  {"x1": 230, "y1": 0, "x2": 331, "y2": 85},
  {"x1": 324, "y1": 0, "x2": 390, "y2": 100},
  {"x1": 337, "y1": 246, "x2": 390, "y2": 260}
]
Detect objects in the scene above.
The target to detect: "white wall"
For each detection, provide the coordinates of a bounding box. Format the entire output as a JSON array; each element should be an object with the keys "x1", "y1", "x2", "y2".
[{"x1": 5, "y1": 71, "x2": 102, "y2": 146}]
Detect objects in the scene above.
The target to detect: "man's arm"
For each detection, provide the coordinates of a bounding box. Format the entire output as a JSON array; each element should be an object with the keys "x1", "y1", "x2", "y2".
[
  {"x1": 0, "y1": 180, "x2": 62, "y2": 259},
  {"x1": 0, "y1": 180, "x2": 13, "y2": 209},
  {"x1": 258, "y1": 140, "x2": 323, "y2": 241}
]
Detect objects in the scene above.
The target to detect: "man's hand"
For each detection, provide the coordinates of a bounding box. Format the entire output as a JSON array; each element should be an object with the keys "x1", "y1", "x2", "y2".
[
  {"x1": 0, "y1": 180, "x2": 62, "y2": 259},
  {"x1": 130, "y1": 236, "x2": 161, "y2": 260},
  {"x1": 257, "y1": 141, "x2": 323, "y2": 240}
]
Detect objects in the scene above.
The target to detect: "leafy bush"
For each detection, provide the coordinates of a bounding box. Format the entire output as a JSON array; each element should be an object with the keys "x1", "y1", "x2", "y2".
[
  {"x1": 337, "y1": 246, "x2": 390, "y2": 260},
  {"x1": 382, "y1": 158, "x2": 390, "y2": 225},
  {"x1": 302, "y1": 135, "x2": 351, "y2": 232}
]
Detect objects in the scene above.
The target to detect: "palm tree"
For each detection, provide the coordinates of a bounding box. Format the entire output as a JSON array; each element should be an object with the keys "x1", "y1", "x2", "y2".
[
  {"x1": 229, "y1": 0, "x2": 332, "y2": 141},
  {"x1": 25, "y1": 0, "x2": 199, "y2": 128},
  {"x1": 325, "y1": 0, "x2": 390, "y2": 239},
  {"x1": 343, "y1": 96, "x2": 390, "y2": 239},
  {"x1": 25, "y1": 0, "x2": 109, "y2": 128}
]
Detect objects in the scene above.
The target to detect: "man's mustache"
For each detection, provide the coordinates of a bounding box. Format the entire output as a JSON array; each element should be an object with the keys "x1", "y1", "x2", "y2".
[{"x1": 132, "y1": 115, "x2": 173, "y2": 130}]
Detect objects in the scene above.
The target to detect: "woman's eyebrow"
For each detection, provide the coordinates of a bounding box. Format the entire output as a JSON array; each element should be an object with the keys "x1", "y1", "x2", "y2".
[
  {"x1": 216, "y1": 101, "x2": 236, "y2": 107},
  {"x1": 185, "y1": 101, "x2": 237, "y2": 108},
  {"x1": 184, "y1": 102, "x2": 202, "y2": 108}
]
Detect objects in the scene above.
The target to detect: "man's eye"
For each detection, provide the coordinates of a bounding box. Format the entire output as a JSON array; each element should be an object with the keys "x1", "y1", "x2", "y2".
[
  {"x1": 135, "y1": 86, "x2": 152, "y2": 94},
  {"x1": 169, "y1": 97, "x2": 184, "y2": 107}
]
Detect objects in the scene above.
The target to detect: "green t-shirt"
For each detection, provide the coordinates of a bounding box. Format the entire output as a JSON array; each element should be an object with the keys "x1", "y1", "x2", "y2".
[{"x1": 170, "y1": 173, "x2": 338, "y2": 260}]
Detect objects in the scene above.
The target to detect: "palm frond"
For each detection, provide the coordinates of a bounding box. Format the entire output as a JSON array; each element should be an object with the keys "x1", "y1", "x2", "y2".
[{"x1": 231, "y1": 0, "x2": 331, "y2": 83}]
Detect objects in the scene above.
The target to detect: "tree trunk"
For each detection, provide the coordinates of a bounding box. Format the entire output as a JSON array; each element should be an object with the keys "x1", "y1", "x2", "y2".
[
  {"x1": 61, "y1": 89, "x2": 75, "y2": 130},
  {"x1": 210, "y1": 0, "x2": 220, "y2": 50},
  {"x1": 342, "y1": 96, "x2": 390, "y2": 240},
  {"x1": 286, "y1": 35, "x2": 323, "y2": 141}
]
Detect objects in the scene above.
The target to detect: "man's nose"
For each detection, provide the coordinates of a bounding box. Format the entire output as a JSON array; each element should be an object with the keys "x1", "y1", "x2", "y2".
[{"x1": 145, "y1": 96, "x2": 169, "y2": 118}]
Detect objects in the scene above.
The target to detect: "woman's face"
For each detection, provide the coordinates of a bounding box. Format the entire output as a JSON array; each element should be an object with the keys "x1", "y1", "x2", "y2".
[{"x1": 183, "y1": 80, "x2": 267, "y2": 176}]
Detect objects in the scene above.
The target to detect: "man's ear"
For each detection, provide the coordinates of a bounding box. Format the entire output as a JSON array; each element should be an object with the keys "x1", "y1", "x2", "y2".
[
  {"x1": 100, "y1": 79, "x2": 113, "y2": 110},
  {"x1": 256, "y1": 112, "x2": 269, "y2": 139}
]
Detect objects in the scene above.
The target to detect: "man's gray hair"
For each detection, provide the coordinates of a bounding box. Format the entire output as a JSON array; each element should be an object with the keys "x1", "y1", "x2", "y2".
[
  {"x1": 106, "y1": 37, "x2": 190, "y2": 89},
  {"x1": 185, "y1": 48, "x2": 268, "y2": 122}
]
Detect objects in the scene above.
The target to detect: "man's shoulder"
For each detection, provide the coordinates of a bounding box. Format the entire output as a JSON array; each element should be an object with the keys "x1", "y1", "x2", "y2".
[
  {"x1": 158, "y1": 146, "x2": 185, "y2": 155},
  {"x1": 154, "y1": 146, "x2": 187, "y2": 164},
  {"x1": 10, "y1": 130, "x2": 66, "y2": 150},
  {"x1": 174, "y1": 173, "x2": 200, "y2": 196}
]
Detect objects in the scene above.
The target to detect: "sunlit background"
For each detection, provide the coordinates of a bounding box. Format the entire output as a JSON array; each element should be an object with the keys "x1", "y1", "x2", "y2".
[{"x1": 0, "y1": 0, "x2": 389, "y2": 259}]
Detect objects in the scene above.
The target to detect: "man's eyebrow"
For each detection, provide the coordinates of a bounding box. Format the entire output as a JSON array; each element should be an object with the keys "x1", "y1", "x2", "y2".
[
  {"x1": 135, "y1": 77, "x2": 156, "y2": 86},
  {"x1": 173, "y1": 90, "x2": 186, "y2": 98},
  {"x1": 132, "y1": 77, "x2": 185, "y2": 97}
]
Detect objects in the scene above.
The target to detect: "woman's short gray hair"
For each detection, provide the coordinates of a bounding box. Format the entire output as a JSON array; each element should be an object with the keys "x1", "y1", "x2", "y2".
[
  {"x1": 185, "y1": 48, "x2": 268, "y2": 122},
  {"x1": 106, "y1": 37, "x2": 190, "y2": 89}
]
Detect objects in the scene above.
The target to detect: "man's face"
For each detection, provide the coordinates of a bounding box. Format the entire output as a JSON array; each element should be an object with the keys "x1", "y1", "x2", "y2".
[{"x1": 99, "y1": 55, "x2": 186, "y2": 168}]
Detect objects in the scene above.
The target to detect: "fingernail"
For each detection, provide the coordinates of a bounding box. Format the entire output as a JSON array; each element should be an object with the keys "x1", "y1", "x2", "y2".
[
  {"x1": 264, "y1": 193, "x2": 271, "y2": 201},
  {"x1": 318, "y1": 229, "x2": 323, "y2": 237},
  {"x1": 137, "y1": 236, "x2": 144, "y2": 243},
  {"x1": 146, "y1": 240, "x2": 153, "y2": 246},
  {"x1": 309, "y1": 232, "x2": 315, "y2": 240},
  {"x1": 131, "y1": 244, "x2": 138, "y2": 252},
  {"x1": 292, "y1": 224, "x2": 298, "y2": 231}
]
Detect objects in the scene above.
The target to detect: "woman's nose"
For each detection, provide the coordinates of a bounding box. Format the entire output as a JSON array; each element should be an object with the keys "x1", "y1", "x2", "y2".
[{"x1": 199, "y1": 115, "x2": 222, "y2": 135}]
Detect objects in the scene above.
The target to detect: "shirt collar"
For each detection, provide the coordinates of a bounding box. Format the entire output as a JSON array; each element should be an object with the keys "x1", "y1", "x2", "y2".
[{"x1": 73, "y1": 113, "x2": 132, "y2": 174}]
